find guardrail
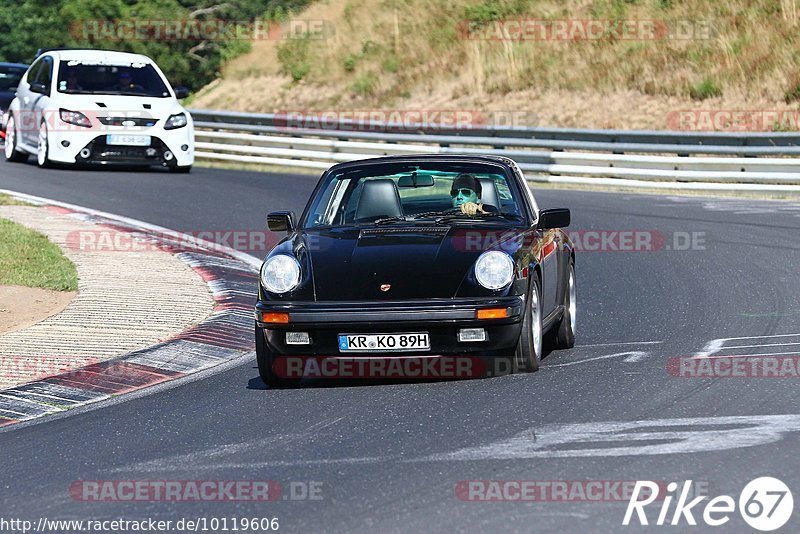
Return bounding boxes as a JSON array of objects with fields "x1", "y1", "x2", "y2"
[{"x1": 189, "y1": 109, "x2": 800, "y2": 192}]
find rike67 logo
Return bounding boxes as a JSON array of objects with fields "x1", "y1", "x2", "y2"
[{"x1": 623, "y1": 477, "x2": 793, "y2": 531}]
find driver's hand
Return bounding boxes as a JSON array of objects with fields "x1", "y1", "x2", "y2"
[{"x1": 460, "y1": 202, "x2": 487, "y2": 216}]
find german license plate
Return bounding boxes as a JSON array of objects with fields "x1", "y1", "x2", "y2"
[
  {"x1": 106, "y1": 134, "x2": 150, "y2": 146},
  {"x1": 338, "y1": 333, "x2": 430, "y2": 352}
]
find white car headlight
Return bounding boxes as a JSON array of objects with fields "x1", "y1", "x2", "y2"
[
  {"x1": 475, "y1": 251, "x2": 514, "y2": 290},
  {"x1": 261, "y1": 255, "x2": 301, "y2": 294},
  {"x1": 164, "y1": 112, "x2": 187, "y2": 130}
]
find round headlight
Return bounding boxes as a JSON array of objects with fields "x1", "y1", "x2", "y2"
[
  {"x1": 475, "y1": 251, "x2": 514, "y2": 290},
  {"x1": 261, "y1": 255, "x2": 301, "y2": 294}
]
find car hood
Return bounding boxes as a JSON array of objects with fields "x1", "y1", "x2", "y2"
[
  {"x1": 54, "y1": 94, "x2": 183, "y2": 119},
  {"x1": 305, "y1": 226, "x2": 498, "y2": 300}
]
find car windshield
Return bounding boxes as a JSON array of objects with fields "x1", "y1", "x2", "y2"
[
  {"x1": 56, "y1": 60, "x2": 171, "y2": 97},
  {"x1": 0, "y1": 65, "x2": 26, "y2": 92},
  {"x1": 303, "y1": 162, "x2": 525, "y2": 228}
]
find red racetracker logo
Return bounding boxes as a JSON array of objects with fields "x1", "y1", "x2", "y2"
[
  {"x1": 666, "y1": 110, "x2": 800, "y2": 132},
  {"x1": 456, "y1": 480, "x2": 674, "y2": 502},
  {"x1": 10, "y1": 109, "x2": 156, "y2": 133},
  {"x1": 458, "y1": 19, "x2": 714, "y2": 41},
  {"x1": 0, "y1": 357, "x2": 100, "y2": 380},
  {"x1": 668, "y1": 356, "x2": 800, "y2": 378},
  {"x1": 69, "y1": 480, "x2": 282, "y2": 502},
  {"x1": 273, "y1": 110, "x2": 537, "y2": 131},
  {"x1": 66, "y1": 229, "x2": 279, "y2": 253},
  {"x1": 70, "y1": 19, "x2": 334, "y2": 41},
  {"x1": 273, "y1": 355, "x2": 486, "y2": 379},
  {"x1": 450, "y1": 230, "x2": 705, "y2": 252}
]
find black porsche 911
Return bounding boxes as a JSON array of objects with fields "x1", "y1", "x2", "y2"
[{"x1": 255, "y1": 154, "x2": 575, "y2": 386}]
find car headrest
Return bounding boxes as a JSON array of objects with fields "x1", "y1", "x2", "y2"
[
  {"x1": 477, "y1": 178, "x2": 500, "y2": 211},
  {"x1": 355, "y1": 179, "x2": 404, "y2": 221}
]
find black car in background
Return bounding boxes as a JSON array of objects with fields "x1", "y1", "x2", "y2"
[
  {"x1": 0, "y1": 62, "x2": 28, "y2": 133},
  {"x1": 255, "y1": 155, "x2": 576, "y2": 386}
]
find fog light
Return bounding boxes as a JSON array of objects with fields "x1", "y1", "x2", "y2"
[
  {"x1": 61, "y1": 140, "x2": 70, "y2": 147},
  {"x1": 79, "y1": 148, "x2": 91, "y2": 158},
  {"x1": 181, "y1": 144, "x2": 189, "y2": 151},
  {"x1": 286, "y1": 332, "x2": 311, "y2": 345},
  {"x1": 458, "y1": 328, "x2": 486, "y2": 342},
  {"x1": 164, "y1": 150, "x2": 174, "y2": 161}
]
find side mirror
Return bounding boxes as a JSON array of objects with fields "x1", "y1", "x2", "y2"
[
  {"x1": 30, "y1": 82, "x2": 47, "y2": 95},
  {"x1": 174, "y1": 86, "x2": 190, "y2": 99},
  {"x1": 267, "y1": 211, "x2": 296, "y2": 232},
  {"x1": 538, "y1": 208, "x2": 570, "y2": 229}
]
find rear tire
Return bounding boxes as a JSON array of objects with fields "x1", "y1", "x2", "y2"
[
  {"x1": 513, "y1": 277, "x2": 543, "y2": 373},
  {"x1": 553, "y1": 262, "x2": 576, "y2": 349},
  {"x1": 4, "y1": 116, "x2": 28, "y2": 163}
]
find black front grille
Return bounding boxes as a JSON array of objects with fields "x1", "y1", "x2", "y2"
[{"x1": 97, "y1": 116, "x2": 158, "y2": 127}]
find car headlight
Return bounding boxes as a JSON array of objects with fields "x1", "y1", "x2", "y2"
[
  {"x1": 261, "y1": 255, "x2": 301, "y2": 294},
  {"x1": 474, "y1": 251, "x2": 514, "y2": 290},
  {"x1": 164, "y1": 112, "x2": 187, "y2": 130},
  {"x1": 59, "y1": 108, "x2": 91, "y2": 128}
]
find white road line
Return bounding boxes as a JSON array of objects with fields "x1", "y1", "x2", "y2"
[
  {"x1": 723, "y1": 341, "x2": 800, "y2": 350},
  {"x1": 575, "y1": 341, "x2": 662, "y2": 347},
  {"x1": 547, "y1": 351, "x2": 649, "y2": 368}
]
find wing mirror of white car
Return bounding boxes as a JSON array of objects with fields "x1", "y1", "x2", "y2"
[{"x1": 174, "y1": 86, "x2": 190, "y2": 99}]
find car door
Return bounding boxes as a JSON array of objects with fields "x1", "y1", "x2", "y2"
[
  {"x1": 515, "y1": 164, "x2": 559, "y2": 317},
  {"x1": 27, "y1": 56, "x2": 53, "y2": 147},
  {"x1": 18, "y1": 57, "x2": 47, "y2": 145}
]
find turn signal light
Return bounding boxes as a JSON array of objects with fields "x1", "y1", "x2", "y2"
[
  {"x1": 261, "y1": 312, "x2": 290, "y2": 324},
  {"x1": 476, "y1": 308, "x2": 509, "y2": 320}
]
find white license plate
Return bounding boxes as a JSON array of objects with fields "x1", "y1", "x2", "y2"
[
  {"x1": 106, "y1": 134, "x2": 151, "y2": 146},
  {"x1": 338, "y1": 333, "x2": 430, "y2": 352}
]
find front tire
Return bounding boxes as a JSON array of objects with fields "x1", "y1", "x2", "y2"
[
  {"x1": 255, "y1": 324, "x2": 298, "y2": 388},
  {"x1": 37, "y1": 122, "x2": 52, "y2": 168},
  {"x1": 169, "y1": 165, "x2": 191, "y2": 174},
  {"x1": 513, "y1": 277, "x2": 543, "y2": 372},
  {"x1": 4, "y1": 116, "x2": 28, "y2": 163}
]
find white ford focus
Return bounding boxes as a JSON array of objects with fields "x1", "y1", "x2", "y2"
[{"x1": 4, "y1": 49, "x2": 194, "y2": 172}]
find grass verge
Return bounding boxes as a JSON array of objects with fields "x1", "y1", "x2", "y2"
[{"x1": 0, "y1": 198, "x2": 78, "y2": 291}]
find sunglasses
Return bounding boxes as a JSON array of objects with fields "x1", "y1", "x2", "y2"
[{"x1": 450, "y1": 188, "x2": 475, "y2": 197}]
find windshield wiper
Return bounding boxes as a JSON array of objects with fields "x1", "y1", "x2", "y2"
[{"x1": 372, "y1": 216, "x2": 408, "y2": 225}]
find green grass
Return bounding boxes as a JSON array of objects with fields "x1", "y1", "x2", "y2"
[
  {"x1": 0, "y1": 193, "x2": 31, "y2": 206},
  {"x1": 0, "y1": 216, "x2": 78, "y2": 291}
]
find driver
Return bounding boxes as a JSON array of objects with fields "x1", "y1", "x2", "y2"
[{"x1": 450, "y1": 173, "x2": 488, "y2": 216}]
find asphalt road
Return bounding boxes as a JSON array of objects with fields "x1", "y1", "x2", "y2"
[{"x1": 2, "y1": 160, "x2": 800, "y2": 532}]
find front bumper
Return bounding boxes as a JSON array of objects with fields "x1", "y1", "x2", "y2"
[
  {"x1": 255, "y1": 296, "x2": 525, "y2": 356},
  {"x1": 46, "y1": 128, "x2": 194, "y2": 167}
]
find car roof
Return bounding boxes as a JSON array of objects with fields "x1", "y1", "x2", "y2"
[{"x1": 43, "y1": 49, "x2": 154, "y2": 65}]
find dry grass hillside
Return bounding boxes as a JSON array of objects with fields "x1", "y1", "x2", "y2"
[{"x1": 191, "y1": 0, "x2": 800, "y2": 130}]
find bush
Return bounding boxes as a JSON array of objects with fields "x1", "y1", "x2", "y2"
[
  {"x1": 689, "y1": 78, "x2": 722, "y2": 100},
  {"x1": 351, "y1": 72, "x2": 378, "y2": 96},
  {"x1": 277, "y1": 36, "x2": 312, "y2": 81}
]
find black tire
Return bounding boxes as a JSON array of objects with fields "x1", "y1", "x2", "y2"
[
  {"x1": 553, "y1": 262, "x2": 576, "y2": 349},
  {"x1": 255, "y1": 324, "x2": 298, "y2": 388},
  {"x1": 4, "y1": 116, "x2": 28, "y2": 163},
  {"x1": 513, "y1": 277, "x2": 543, "y2": 373},
  {"x1": 169, "y1": 165, "x2": 191, "y2": 174}
]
